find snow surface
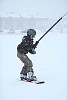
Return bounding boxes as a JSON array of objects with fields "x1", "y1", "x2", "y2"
[{"x1": 0, "y1": 32, "x2": 67, "y2": 100}]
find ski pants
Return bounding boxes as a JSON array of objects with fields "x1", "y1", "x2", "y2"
[{"x1": 17, "y1": 52, "x2": 34, "y2": 75}]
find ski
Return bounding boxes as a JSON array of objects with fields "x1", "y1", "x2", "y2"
[{"x1": 20, "y1": 79, "x2": 45, "y2": 84}]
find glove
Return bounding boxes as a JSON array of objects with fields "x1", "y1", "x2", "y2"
[
  {"x1": 34, "y1": 41, "x2": 39, "y2": 49},
  {"x1": 29, "y1": 48, "x2": 36, "y2": 54}
]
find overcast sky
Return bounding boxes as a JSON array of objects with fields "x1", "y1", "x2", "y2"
[{"x1": 0, "y1": 0, "x2": 67, "y2": 18}]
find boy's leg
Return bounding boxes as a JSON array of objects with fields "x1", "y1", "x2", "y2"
[{"x1": 17, "y1": 52, "x2": 37, "y2": 80}]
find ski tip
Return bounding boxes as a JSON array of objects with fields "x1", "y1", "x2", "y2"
[{"x1": 35, "y1": 81, "x2": 45, "y2": 84}]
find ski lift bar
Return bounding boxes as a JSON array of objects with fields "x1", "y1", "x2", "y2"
[{"x1": 37, "y1": 13, "x2": 67, "y2": 42}]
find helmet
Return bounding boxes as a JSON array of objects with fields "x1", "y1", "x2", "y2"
[{"x1": 27, "y1": 29, "x2": 36, "y2": 38}]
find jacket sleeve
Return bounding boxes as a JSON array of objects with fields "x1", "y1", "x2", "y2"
[{"x1": 22, "y1": 36, "x2": 34, "y2": 50}]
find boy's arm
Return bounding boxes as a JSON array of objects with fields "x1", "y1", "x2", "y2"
[{"x1": 32, "y1": 41, "x2": 39, "y2": 49}]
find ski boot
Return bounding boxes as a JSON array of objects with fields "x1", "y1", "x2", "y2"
[
  {"x1": 27, "y1": 72, "x2": 37, "y2": 81},
  {"x1": 20, "y1": 74, "x2": 27, "y2": 80}
]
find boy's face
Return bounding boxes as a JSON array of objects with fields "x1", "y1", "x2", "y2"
[{"x1": 30, "y1": 34, "x2": 35, "y2": 39}]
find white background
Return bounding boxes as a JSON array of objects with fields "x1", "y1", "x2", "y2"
[
  {"x1": 0, "y1": 0, "x2": 67, "y2": 18},
  {"x1": 0, "y1": 31, "x2": 67, "y2": 100},
  {"x1": 0, "y1": 0, "x2": 67, "y2": 100}
]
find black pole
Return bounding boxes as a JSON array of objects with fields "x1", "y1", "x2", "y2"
[{"x1": 37, "y1": 13, "x2": 67, "y2": 42}]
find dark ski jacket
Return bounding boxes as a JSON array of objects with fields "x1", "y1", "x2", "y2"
[{"x1": 17, "y1": 36, "x2": 35, "y2": 54}]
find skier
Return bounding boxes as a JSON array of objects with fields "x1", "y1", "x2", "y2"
[{"x1": 17, "y1": 29, "x2": 38, "y2": 81}]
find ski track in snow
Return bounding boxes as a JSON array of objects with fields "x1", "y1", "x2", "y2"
[{"x1": 0, "y1": 32, "x2": 67, "y2": 100}]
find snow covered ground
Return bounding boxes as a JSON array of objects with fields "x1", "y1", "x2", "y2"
[{"x1": 0, "y1": 32, "x2": 67, "y2": 100}]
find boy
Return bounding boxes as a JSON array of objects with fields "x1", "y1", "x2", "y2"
[{"x1": 17, "y1": 29, "x2": 38, "y2": 81}]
